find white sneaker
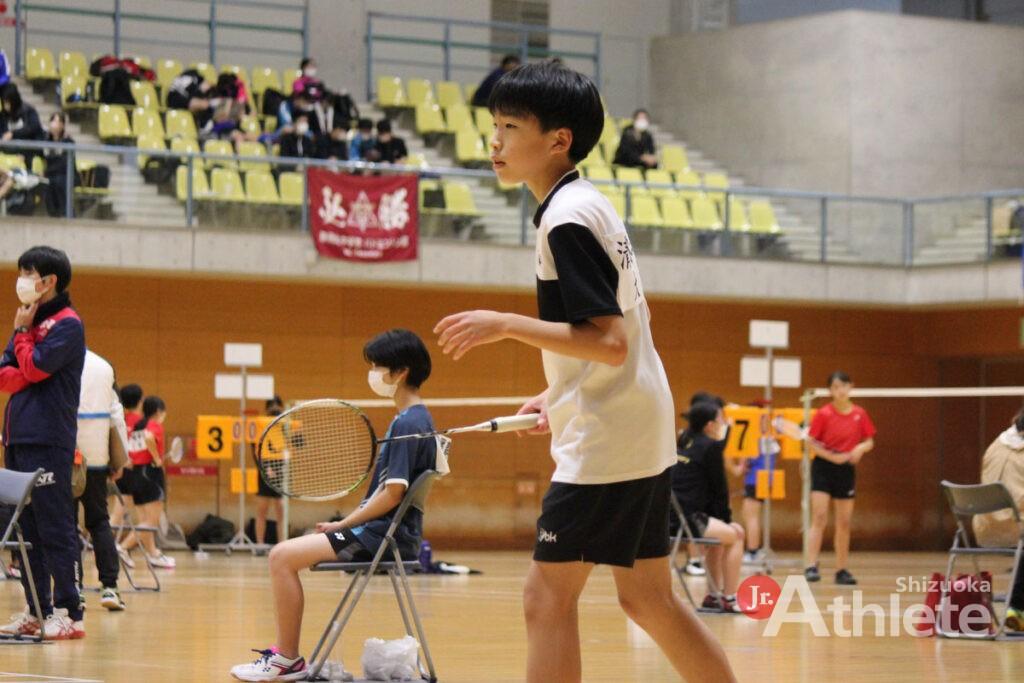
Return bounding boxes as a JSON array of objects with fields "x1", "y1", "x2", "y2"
[
  {"x1": 42, "y1": 608, "x2": 84, "y2": 640},
  {"x1": 685, "y1": 560, "x2": 706, "y2": 576},
  {"x1": 100, "y1": 587, "x2": 126, "y2": 611},
  {"x1": 117, "y1": 545, "x2": 135, "y2": 569},
  {"x1": 0, "y1": 609, "x2": 40, "y2": 637},
  {"x1": 147, "y1": 552, "x2": 176, "y2": 569},
  {"x1": 743, "y1": 549, "x2": 766, "y2": 565},
  {"x1": 230, "y1": 648, "x2": 308, "y2": 681}
]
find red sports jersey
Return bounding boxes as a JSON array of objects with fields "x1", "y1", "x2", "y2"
[
  {"x1": 808, "y1": 403, "x2": 876, "y2": 454},
  {"x1": 128, "y1": 418, "x2": 164, "y2": 466},
  {"x1": 125, "y1": 412, "x2": 141, "y2": 434}
]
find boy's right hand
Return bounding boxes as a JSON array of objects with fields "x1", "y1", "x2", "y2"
[
  {"x1": 315, "y1": 521, "x2": 343, "y2": 534},
  {"x1": 516, "y1": 392, "x2": 550, "y2": 436}
]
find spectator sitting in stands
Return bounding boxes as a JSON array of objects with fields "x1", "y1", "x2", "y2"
[
  {"x1": 372, "y1": 119, "x2": 407, "y2": 165},
  {"x1": 0, "y1": 84, "x2": 44, "y2": 168},
  {"x1": 278, "y1": 114, "x2": 324, "y2": 171},
  {"x1": 203, "y1": 73, "x2": 253, "y2": 143},
  {"x1": 471, "y1": 54, "x2": 520, "y2": 108},
  {"x1": 42, "y1": 112, "x2": 76, "y2": 217},
  {"x1": 291, "y1": 57, "x2": 319, "y2": 97},
  {"x1": 613, "y1": 108, "x2": 658, "y2": 169},
  {"x1": 348, "y1": 118, "x2": 376, "y2": 162},
  {"x1": 167, "y1": 69, "x2": 214, "y2": 130},
  {"x1": 324, "y1": 126, "x2": 348, "y2": 161},
  {"x1": 277, "y1": 83, "x2": 325, "y2": 139}
]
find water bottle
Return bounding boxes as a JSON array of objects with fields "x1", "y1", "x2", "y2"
[{"x1": 418, "y1": 539, "x2": 432, "y2": 572}]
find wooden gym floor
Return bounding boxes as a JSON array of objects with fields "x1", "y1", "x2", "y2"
[{"x1": 1, "y1": 551, "x2": 1021, "y2": 682}]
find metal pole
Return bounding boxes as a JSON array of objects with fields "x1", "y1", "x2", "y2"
[
  {"x1": 300, "y1": 164, "x2": 309, "y2": 231},
  {"x1": 594, "y1": 32, "x2": 602, "y2": 88},
  {"x1": 65, "y1": 148, "x2": 74, "y2": 219},
  {"x1": 113, "y1": 0, "x2": 122, "y2": 57},
  {"x1": 624, "y1": 184, "x2": 633, "y2": 236},
  {"x1": 186, "y1": 155, "x2": 195, "y2": 228},
  {"x1": 301, "y1": 0, "x2": 310, "y2": 60},
  {"x1": 985, "y1": 196, "x2": 994, "y2": 260},
  {"x1": 519, "y1": 184, "x2": 529, "y2": 246},
  {"x1": 819, "y1": 197, "x2": 828, "y2": 262},
  {"x1": 762, "y1": 346, "x2": 774, "y2": 568},
  {"x1": 209, "y1": 0, "x2": 217, "y2": 66},
  {"x1": 801, "y1": 390, "x2": 812, "y2": 568},
  {"x1": 442, "y1": 21, "x2": 452, "y2": 82},
  {"x1": 14, "y1": 0, "x2": 23, "y2": 76},
  {"x1": 721, "y1": 190, "x2": 731, "y2": 256},
  {"x1": 519, "y1": 29, "x2": 529, "y2": 66},
  {"x1": 366, "y1": 13, "x2": 374, "y2": 102},
  {"x1": 903, "y1": 201, "x2": 914, "y2": 267},
  {"x1": 238, "y1": 365, "x2": 247, "y2": 546}
]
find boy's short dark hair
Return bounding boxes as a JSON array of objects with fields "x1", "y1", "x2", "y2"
[
  {"x1": 363, "y1": 329, "x2": 432, "y2": 389},
  {"x1": 689, "y1": 391, "x2": 725, "y2": 408},
  {"x1": 120, "y1": 383, "x2": 143, "y2": 409},
  {"x1": 827, "y1": 370, "x2": 851, "y2": 385},
  {"x1": 18, "y1": 245, "x2": 72, "y2": 292},
  {"x1": 500, "y1": 54, "x2": 521, "y2": 69},
  {"x1": 376, "y1": 119, "x2": 392, "y2": 134},
  {"x1": 300, "y1": 57, "x2": 314, "y2": 70},
  {"x1": 357, "y1": 117, "x2": 373, "y2": 131},
  {"x1": 488, "y1": 61, "x2": 603, "y2": 163}
]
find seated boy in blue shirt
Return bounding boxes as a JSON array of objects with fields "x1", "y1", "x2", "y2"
[{"x1": 231, "y1": 329, "x2": 436, "y2": 682}]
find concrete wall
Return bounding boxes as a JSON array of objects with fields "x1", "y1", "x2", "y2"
[
  {"x1": 650, "y1": 10, "x2": 1024, "y2": 196},
  {"x1": 732, "y1": 0, "x2": 900, "y2": 24}
]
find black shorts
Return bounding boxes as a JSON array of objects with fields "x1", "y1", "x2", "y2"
[
  {"x1": 131, "y1": 464, "x2": 166, "y2": 505},
  {"x1": 744, "y1": 483, "x2": 769, "y2": 501},
  {"x1": 533, "y1": 468, "x2": 671, "y2": 568},
  {"x1": 684, "y1": 511, "x2": 709, "y2": 538},
  {"x1": 115, "y1": 467, "x2": 134, "y2": 496},
  {"x1": 256, "y1": 471, "x2": 282, "y2": 499},
  {"x1": 811, "y1": 459, "x2": 855, "y2": 499},
  {"x1": 324, "y1": 528, "x2": 372, "y2": 562}
]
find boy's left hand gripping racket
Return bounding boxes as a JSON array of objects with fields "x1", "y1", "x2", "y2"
[{"x1": 255, "y1": 399, "x2": 540, "y2": 501}]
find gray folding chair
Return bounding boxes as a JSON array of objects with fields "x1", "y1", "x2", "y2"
[
  {"x1": 0, "y1": 468, "x2": 47, "y2": 644},
  {"x1": 306, "y1": 470, "x2": 439, "y2": 682},
  {"x1": 108, "y1": 486, "x2": 160, "y2": 592},
  {"x1": 669, "y1": 494, "x2": 722, "y2": 612},
  {"x1": 939, "y1": 480, "x2": 1024, "y2": 640}
]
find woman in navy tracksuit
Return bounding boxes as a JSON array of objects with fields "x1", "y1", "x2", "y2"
[{"x1": 0, "y1": 246, "x2": 86, "y2": 640}]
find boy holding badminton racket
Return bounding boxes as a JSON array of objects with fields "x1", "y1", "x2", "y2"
[
  {"x1": 231, "y1": 329, "x2": 437, "y2": 682},
  {"x1": 434, "y1": 61, "x2": 736, "y2": 683}
]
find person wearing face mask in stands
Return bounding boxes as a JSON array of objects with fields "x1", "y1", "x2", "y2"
[
  {"x1": 229, "y1": 329, "x2": 437, "y2": 682},
  {"x1": 290, "y1": 58, "x2": 320, "y2": 98},
  {"x1": 613, "y1": 108, "x2": 658, "y2": 169},
  {"x1": 277, "y1": 114, "x2": 325, "y2": 173}
]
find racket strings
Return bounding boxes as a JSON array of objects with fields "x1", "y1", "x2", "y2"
[{"x1": 260, "y1": 403, "x2": 374, "y2": 499}]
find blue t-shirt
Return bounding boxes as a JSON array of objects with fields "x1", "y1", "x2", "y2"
[
  {"x1": 744, "y1": 438, "x2": 779, "y2": 486},
  {"x1": 352, "y1": 404, "x2": 436, "y2": 558}
]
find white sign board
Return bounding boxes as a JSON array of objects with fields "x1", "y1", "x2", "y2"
[
  {"x1": 749, "y1": 320, "x2": 789, "y2": 349},
  {"x1": 215, "y1": 373, "x2": 276, "y2": 400},
  {"x1": 740, "y1": 357, "x2": 802, "y2": 388},
  {"x1": 224, "y1": 343, "x2": 263, "y2": 368}
]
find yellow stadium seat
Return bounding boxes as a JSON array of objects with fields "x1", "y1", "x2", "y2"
[
  {"x1": 131, "y1": 107, "x2": 165, "y2": 139},
  {"x1": 98, "y1": 104, "x2": 134, "y2": 142},
  {"x1": 474, "y1": 107, "x2": 494, "y2": 137},
  {"x1": 136, "y1": 134, "x2": 167, "y2": 170},
  {"x1": 660, "y1": 196, "x2": 695, "y2": 229},
  {"x1": 600, "y1": 188, "x2": 627, "y2": 220},
  {"x1": 644, "y1": 169, "x2": 675, "y2": 199},
  {"x1": 251, "y1": 67, "x2": 282, "y2": 97},
  {"x1": 156, "y1": 58, "x2": 184, "y2": 92},
  {"x1": 748, "y1": 200, "x2": 781, "y2": 234},
  {"x1": 578, "y1": 147, "x2": 606, "y2": 170},
  {"x1": 601, "y1": 137, "x2": 619, "y2": 164},
  {"x1": 220, "y1": 64, "x2": 249, "y2": 86},
  {"x1": 629, "y1": 195, "x2": 664, "y2": 227},
  {"x1": 132, "y1": 55, "x2": 152, "y2": 70},
  {"x1": 170, "y1": 136, "x2": 200, "y2": 161},
  {"x1": 414, "y1": 104, "x2": 446, "y2": 135},
  {"x1": 614, "y1": 166, "x2": 645, "y2": 184},
  {"x1": 278, "y1": 172, "x2": 304, "y2": 206},
  {"x1": 725, "y1": 197, "x2": 750, "y2": 231},
  {"x1": 131, "y1": 80, "x2": 160, "y2": 110},
  {"x1": 60, "y1": 75, "x2": 90, "y2": 109},
  {"x1": 58, "y1": 51, "x2": 87, "y2": 79},
  {"x1": 436, "y1": 81, "x2": 464, "y2": 108},
  {"x1": 600, "y1": 116, "x2": 619, "y2": 147},
  {"x1": 0, "y1": 154, "x2": 26, "y2": 171},
  {"x1": 237, "y1": 141, "x2": 270, "y2": 173},
  {"x1": 690, "y1": 195, "x2": 723, "y2": 230},
  {"x1": 165, "y1": 109, "x2": 198, "y2": 139},
  {"x1": 445, "y1": 105, "x2": 475, "y2": 134},
  {"x1": 202, "y1": 139, "x2": 237, "y2": 169},
  {"x1": 376, "y1": 76, "x2": 408, "y2": 107},
  {"x1": 442, "y1": 182, "x2": 481, "y2": 216},
  {"x1": 263, "y1": 115, "x2": 278, "y2": 133},
  {"x1": 464, "y1": 83, "x2": 477, "y2": 103},
  {"x1": 703, "y1": 172, "x2": 729, "y2": 207},
  {"x1": 238, "y1": 116, "x2": 261, "y2": 137},
  {"x1": 661, "y1": 145, "x2": 689, "y2": 174},
  {"x1": 281, "y1": 69, "x2": 302, "y2": 96},
  {"x1": 190, "y1": 62, "x2": 218, "y2": 85},
  {"x1": 175, "y1": 164, "x2": 210, "y2": 201},
  {"x1": 406, "y1": 78, "x2": 435, "y2": 107},
  {"x1": 676, "y1": 169, "x2": 703, "y2": 201},
  {"x1": 26, "y1": 47, "x2": 58, "y2": 81},
  {"x1": 455, "y1": 129, "x2": 489, "y2": 164},
  {"x1": 585, "y1": 165, "x2": 614, "y2": 183},
  {"x1": 245, "y1": 170, "x2": 280, "y2": 204},
  {"x1": 405, "y1": 152, "x2": 429, "y2": 169},
  {"x1": 419, "y1": 178, "x2": 441, "y2": 214},
  {"x1": 209, "y1": 167, "x2": 246, "y2": 202}
]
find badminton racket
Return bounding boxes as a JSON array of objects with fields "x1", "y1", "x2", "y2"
[
  {"x1": 771, "y1": 416, "x2": 835, "y2": 455},
  {"x1": 255, "y1": 399, "x2": 540, "y2": 501},
  {"x1": 166, "y1": 436, "x2": 184, "y2": 464}
]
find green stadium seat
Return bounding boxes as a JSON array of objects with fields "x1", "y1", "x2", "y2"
[
  {"x1": 444, "y1": 105, "x2": 475, "y2": 134},
  {"x1": 165, "y1": 109, "x2": 198, "y2": 140},
  {"x1": 170, "y1": 136, "x2": 200, "y2": 162},
  {"x1": 660, "y1": 196, "x2": 695, "y2": 229},
  {"x1": 406, "y1": 78, "x2": 435, "y2": 107},
  {"x1": 156, "y1": 58, "x2": 184, "y2": 93},
  {"x1": 131, "y1": 107, "x2": 165, "y2": 139},
  {"x1": 629, "y1": 195, "x2": 664, "y2": 227},
  {"x1": 599, "y1": 116, "x2": 619, "y2": 147},
  {"x1": 245, "y1": 170, "x2": 280, "y2": 204},
  {"x1": 131, "y1": 80, "x2": 160, "y2": 110},
  {"x1": 251, "y1": 67, "x2": 282, "y2": 98},
  {"x1": 209, "y1": 167, "x2": 246, "y2": 202},
  {"x1": 0, "y1": 154, "x2": 26, "y2": 171},
  {"x1": 176, "y1": 164, "x2": 210, "y2": 201},
  {"x1": 748, "y1": 200, "x2": 781, "y2": 234},
  {"x1": 414, "y1": 104, "x2": 446, "y2": 135},
  {"x1": 278, "y1": 172, "x2": 304, "y2": 206},
  {"x1": 202, "y1": 139, "x2": 237, "y2": 169},
  {"x1": 455, "y1": 129, "x2": 489, "y2": 164},
  {"x1": 644, "y1": 169, "x2": 675, "y2": 199},
  {"x1": 136, "y1": 133, "x2": 167, "y2": 170},
  {"x1": 676, "y1": 169, "x2": 703, "y2": 201},
  {"x1": 464, "y1": 83, "x2": 477, "y2": 103},
  {"x1": 690, "y1": 195, "x2": 723, "y2": 230},
  {"x1": 377, "y1": 76, "x2": 408, "y2": 107},
  {"x1": 725, "y1": 197, "x2": 750, "y2": 231},
  {"x1": 661, "y1": 145, "x2": 689, "y2": 174},
  {"x1": 585, "y1": 165, "x2": 614, "y2": 183},
  {"x1": 132, "y1": 55, "x2": 152, "y2": 70},
  {"x1": 58, "y1": 51, "x2": 87, "y2": 79},
  {"x1": 703, "y1": 172, "x2": 729, "y2": 207},
  {"x1": 474, "y1": 107, "x2": 494, "y2": 137},
  {"x1": 436, "y1": 81, "x2": 464, "y2": 108},
  {"x1": 237, "y1": 141, "x2": 270, "y2": 173},
  {"x1": 239, "y1": 116, "x2": 262, "y2": 138},
  {"x1": 98, "y1": 104, "x2": 134, "y2": 142},
  {"x1": 26, "y1": 47, "x2": 58, "y2": 81},
  {"x1": 442, "y1": 182, "x2": 481, "y2": 216}
]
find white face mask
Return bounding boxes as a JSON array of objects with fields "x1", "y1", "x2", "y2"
[
  {"x1": 303, "y1": 67, "x2": 317, "y2": 78},
  {"x1": 367, "y1": 368, "x2": 397, "y2": 398},
  {"x1": 295, "y1": 121, "x2": 309, "y2": 136},
  {"x1": 16, "y1": 276, "x2": 42, "y2": 305},
  {"x1": 633, "y1": 117, "x2": 649, "y2": 132}
]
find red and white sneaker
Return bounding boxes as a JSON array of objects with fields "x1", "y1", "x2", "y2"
[
  {"x1": 230, "y1": 648, "x2": 308, "y2": 681},
  {"x1": 43, "y1": 609, "x2": 84, "y2": 640},
  {"x1": 0, "y1": 609, "x2": 40, "y2": 637}
]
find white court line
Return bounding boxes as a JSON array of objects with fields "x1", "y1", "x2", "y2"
[{"x1": 0, "y1": 674, "x2": 102, "y2": 683}]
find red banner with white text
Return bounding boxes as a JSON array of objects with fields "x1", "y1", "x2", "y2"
[{"x1": 307, "y1": 169, "x2": 418, "y2": 262}]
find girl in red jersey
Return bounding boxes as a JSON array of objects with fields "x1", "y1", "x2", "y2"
[
  {"x1": 804, "y1": 371, "x2": 875, "y2": 585},
  {"x1": 120, "y1": 395, "x2": 175, "y2": 569}
]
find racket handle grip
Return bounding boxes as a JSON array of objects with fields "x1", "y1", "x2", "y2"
[{"x1": 490, "y1": 413, "x2": 541, "y2": 433}]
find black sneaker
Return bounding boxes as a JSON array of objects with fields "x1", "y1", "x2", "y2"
[
  {"x1": 835, "y1": 569, "x2": 857, "y2": 585},
  {"x1": 804, "y1": 565, "x2": 821, "y2": 582}
]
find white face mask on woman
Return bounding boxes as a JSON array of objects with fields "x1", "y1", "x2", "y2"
[
  {"x1": 633, "y1": 117, "x2": 649, "y2": 132},
  {"x1": 367, "y1": 368, "x2": 397, "y2": 398},
  {"x1": 303, "y1": 67, "x2": 317, "y2": 79},
  {"x1": 16, "y1": 276, "x2": 43, "y2": 305}
]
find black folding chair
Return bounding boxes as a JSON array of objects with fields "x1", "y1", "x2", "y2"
[
  {"x1": 0, "y1": 468, "x2": 47, "y2": 644},
  {"x1": 939, "y1": 480, "x2": 1024, "y2": 640},
  {"x1": 669, "y1": 494, "x2": 722, "y2": 612},
  {"x1": 306, "y1": 470, "x2": 439, "y2": 682}
]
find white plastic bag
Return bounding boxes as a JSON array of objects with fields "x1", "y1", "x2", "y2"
[{"x1": 361, "y1": 635, "x2": 420, "y2": 681}]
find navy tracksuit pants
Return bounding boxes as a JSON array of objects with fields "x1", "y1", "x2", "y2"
[{"x1": 5, "y1": 443, "x2": 82, "y2": 621}]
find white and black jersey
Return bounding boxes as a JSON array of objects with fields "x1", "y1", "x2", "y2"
[{"x1": 535, "y1": 170, "x2": 677, "y2": 485}]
